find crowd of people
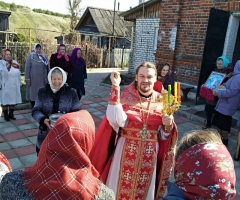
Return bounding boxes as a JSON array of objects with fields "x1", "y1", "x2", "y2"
[{"x1": 0, "y1": 46, "x2": 238, "y2": 200}]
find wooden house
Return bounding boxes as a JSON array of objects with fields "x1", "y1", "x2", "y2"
[
  {"x1": 0, "y1": 11, "x2": 11, "y2": 44},
  {"x1": 75, "y1": 7, "x2": 134, "y2": 49}
]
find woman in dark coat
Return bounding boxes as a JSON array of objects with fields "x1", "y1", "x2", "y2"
[
  {"x1": 32, "y1": 67, "x2": 80, "y2": 155},
  {"x1": 50, "y1": 44, "x2": 73, "y2": 85},
  {"x1": 203, "y1": 56, "x2": 233, "y2": 129},
  {"x1": 154, "y1": 61, "x2": 174, "y2": 93},
  {"x1": 71, "y1": 47, "x2": 87, "y2": 100}
]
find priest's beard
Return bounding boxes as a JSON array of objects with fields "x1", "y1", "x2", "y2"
[{"x1": 138, "y1": 82, "x2": 152, "y2": 94}]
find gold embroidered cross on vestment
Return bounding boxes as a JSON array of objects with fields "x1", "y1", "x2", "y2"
[{"x1": 138, "y1": 93, "x2": 152, "y2": 140}]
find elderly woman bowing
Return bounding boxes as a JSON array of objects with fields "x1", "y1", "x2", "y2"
[
  {"x1": 32, "y1": 67, "x2": 80, "y2": 155},
  {"x1": 0, "y1": 110, "x2": 115, "y2": 200},
  {"x1": 25, "y1": 43, "x2": 49, "y2": 108}
]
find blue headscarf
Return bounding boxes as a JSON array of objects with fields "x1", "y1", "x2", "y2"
[{"x1": 216, "y1": 56, "x2": 229, "y2": 69}]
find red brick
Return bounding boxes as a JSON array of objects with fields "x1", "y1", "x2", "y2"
[
  {"x1": 11, "y1": 119, "x2": 31, "y2": 126},
  {"x1": 0, "y1": 135, "x2": 5, "y2": 143},
  {"x1": 3, "y1": 132, "x2": 25, "y2": 141},
  {"x1": 1, "y1": 149, "x2": 17, "y2": 159},
  {"x1": 14, "y1": 145, "x2": 36, "y2": 157},
  {"x1": 22, "y1": 129, "x2": 38, "y2": 137}
]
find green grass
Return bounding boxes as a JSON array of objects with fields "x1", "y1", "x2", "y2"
[
  {"x1": 1, "y1": 7, "x2": 70, "y2": 41},
  {"x1": 21, "y1": 75, "x2": 27, "y2": 104}
]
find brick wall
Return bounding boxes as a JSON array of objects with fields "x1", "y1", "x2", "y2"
[
  {"x1": 155, "y1": 0, "x2": 237, "y2": 85},
  {"x1": 128, "y1": 18, "x2": 160, "y2": 74}
]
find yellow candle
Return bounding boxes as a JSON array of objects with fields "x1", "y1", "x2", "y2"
[{"x1": 174, "y1": 82, "x2": 177, "y2": 103}]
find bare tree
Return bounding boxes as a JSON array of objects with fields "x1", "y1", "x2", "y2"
[{"x1": 67, "y1": 0, "x2": 82, "y2": 31}]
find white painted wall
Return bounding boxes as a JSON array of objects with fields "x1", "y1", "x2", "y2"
[
  {"x1": 128, "y1": 18, "x2": 160, "y2": 74},
  {"x1": 223, "y1": 14, "x2": 240, "y2": 61}
]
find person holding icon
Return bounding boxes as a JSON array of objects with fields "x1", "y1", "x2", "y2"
[
  {"x1": 203, "y1": 56, "x2": 233, "y2": 129},
  {"x1": 212, "y1": 60, "x2": 240, "y2": 147},
  {"x1": 89, "y1": 62, "x2": 178, "y2": 199}
]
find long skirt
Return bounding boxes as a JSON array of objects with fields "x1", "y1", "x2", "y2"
[{"x1": 212, "y1": 111, "x2": 232, "y2": 132}]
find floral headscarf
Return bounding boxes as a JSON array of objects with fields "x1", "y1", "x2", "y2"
[
  {"x1": 0, "y1": 152, "x2": 12, "y2": 182},
  {"x1": 57, "y1": 44, "x2": 69, "y2": 61},
  {"x1": 174, "y1": 142, "x2": 236, "y2": 199},
  {"x1": 2, "y1": 49, "x2": 19, "y2": 71},
  {"x1": 32, "y1": 43, "x2": 48, "y2": 66},
  {"x1": 22, "y1": 110, "x2": 101, "y2": 199}
]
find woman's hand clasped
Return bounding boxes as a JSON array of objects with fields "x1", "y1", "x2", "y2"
[
  {"x1": 44, "y1": 118, "x2": 52, "y2": 130},
  {"x1": 213, "y1": 89, "x2": 218, "y2": 96}
]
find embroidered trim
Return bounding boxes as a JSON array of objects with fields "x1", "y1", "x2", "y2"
[
  {"x1": 108, "y1": 86, "x2": 120, "y2": 105},
  {"x1": 121, "y1": 134, "x2": 157, "y2": 142}
]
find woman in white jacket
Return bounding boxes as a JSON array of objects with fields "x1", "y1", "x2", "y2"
[{"x1": 0, "y1": 49, "x2": 22, "y2": 121}]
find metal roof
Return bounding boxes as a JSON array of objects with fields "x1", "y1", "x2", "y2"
[
  {"x1": 75, "y1": 7, "x2": 134, "y2": 39},
  {"x1": 120, "y1": 0, "x2": 159, "y2": 18}
]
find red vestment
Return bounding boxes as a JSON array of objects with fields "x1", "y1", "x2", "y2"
[{"x1": 89, "y1": 82, "x2": 178, "y2": 199}]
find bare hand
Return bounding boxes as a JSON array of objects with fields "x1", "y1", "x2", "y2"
[
  {"x1": 110, "y1": 71, "x2": 121, "y2": 86},
  {"x1": 213, "y1": 89, "x2": 218, "y2": 96},
  {"x1": 44, "y1": 118, "x2": 52, "y2": 130},
  {"x1": 162, "y1": 114, "x2": 173, "y2": 126}
]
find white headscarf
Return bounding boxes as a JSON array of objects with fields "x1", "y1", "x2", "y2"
[
  {"x1": 32, "y1": 43, "x2": 48, "y2": 66},
  {"x1": 48, "y1": 67, "x2": 67, "y2": 93}
]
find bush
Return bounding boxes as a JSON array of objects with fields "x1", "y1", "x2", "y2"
[
  {"x1": 15, "y1": 33, "x2": 28, "y2": 42},
  {"x1": 10, "y1": 3, "x2": 17, "y2": 11},
  {"x1": 0, "y1": 1, "x2": 9, "y2": 9}
]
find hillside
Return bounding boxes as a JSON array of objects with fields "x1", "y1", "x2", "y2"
[{"x1": 1, "y1": 7, "x2": 71, "y2": 42}]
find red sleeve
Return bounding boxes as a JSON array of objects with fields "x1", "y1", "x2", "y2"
[
  {"x1": 154, "y1": 80, "x2": 163, "y2": 93},
  {"x1": 89, "y1": 117, "x2": 116, "y2": 177}
]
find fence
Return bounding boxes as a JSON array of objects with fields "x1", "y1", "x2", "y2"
[{"x1": 0, "y1": 42, "x2": 131, "y2": 72}]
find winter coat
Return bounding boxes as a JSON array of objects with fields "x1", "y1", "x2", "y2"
[
  {"x1": 32, "y1": 83, "x2": 80, "y2": 148},
  {"x1": 0, "y1": 60, "x2": 22, "y2": 106},
  {"x1": 159, "y1": 181, "x2": 187, "y2": 200},
  {"x1": 50, "y1": 53, "x2": 73, "y2": 85},
  {"x1": 71, "y1": 58, "x2": 87, "y2": 95},
  {"x1": 215, "y1": 60, "x2": 240, "y2": 116},
  {"x1": 25, "y1": 53, "x2": 49, "y2": 101}
]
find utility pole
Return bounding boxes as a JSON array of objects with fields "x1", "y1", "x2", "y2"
[
  {"x1": 112, "y1": 0, "x2": 116, "y2": 36},
  {"x1": 29, "y1": 28, "x2": 31, "y2": 50}
]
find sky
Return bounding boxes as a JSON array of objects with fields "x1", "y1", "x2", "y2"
[{"x1": 2, "y1": 0, "x2": 140, "y2": 14}]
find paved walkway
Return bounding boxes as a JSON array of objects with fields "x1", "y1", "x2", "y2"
[{"x1": 0, "y1": 68, "x2": 240, "y2": 197}]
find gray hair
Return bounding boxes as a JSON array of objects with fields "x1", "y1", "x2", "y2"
[{"x1": 51, "y1": 68, "x2": 62, "y2": 77}]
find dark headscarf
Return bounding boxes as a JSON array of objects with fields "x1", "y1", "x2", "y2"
[{"x1": 71, "y1": 47, "x2": 85, "y2": 66}]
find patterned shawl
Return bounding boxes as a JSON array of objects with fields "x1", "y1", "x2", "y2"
[
  {"x1": 2, "y1": 48, "x2": 19, "y2": 71},
  {"x1": 57, "y1": 44, "x2": 69, "y2": 61},
  {"x1": 32, "y1": 43, "x2": 48, "y2": 66},
  {"x1": 22, "y1": 110, "x2": 101, "y2": 200},
  {"x1": 174, "y1": 143, "x2": 236, "y2": 199},
  {"x1": 0, "y1": 152, "x2": 12, "y2": 182}
]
